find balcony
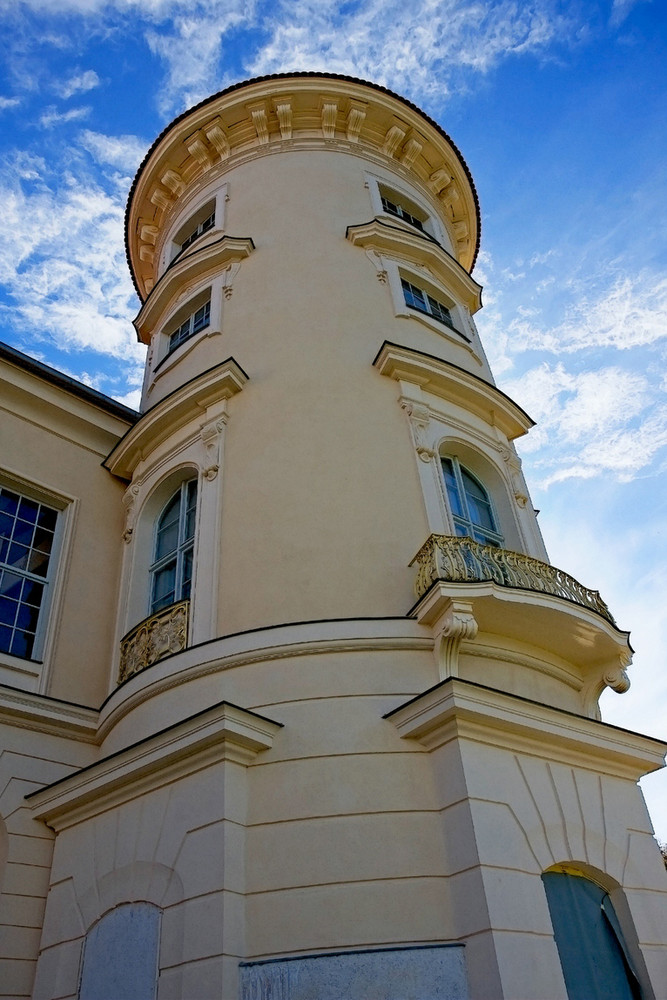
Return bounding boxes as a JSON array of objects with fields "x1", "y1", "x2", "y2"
[
  {"x1": 118, "y1": 600, "x2": 189, "y2": 684},
  {"x1": 409, "y1": 535, "x2": 632, "y2": 709},
  {"x1": 410, "y1": 534, "x2": 614, "y2": 623}
]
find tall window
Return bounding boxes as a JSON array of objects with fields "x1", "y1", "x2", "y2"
[
  {"x1": 149, "y1": 481, "x2": 197, "y2": 614},
  {"x1": 542, "y1": 871, "x2": 641, "y2": 1000},
  {"x1": 441, "y1": 457, "x2": 503, "y2": 547},
  {"x1": 0, "y1": 487, "x2": 58, "y2": 659},
  {"x1": 401, "y1": 278, "x2": 454, "y2": 330}
]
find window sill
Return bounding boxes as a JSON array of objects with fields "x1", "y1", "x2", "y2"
[{"x1": 401, "y1": 308, "x2": 482, "y2": 364}]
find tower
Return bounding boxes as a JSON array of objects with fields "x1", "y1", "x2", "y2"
[{"x1": 1, "y1": 73, "x2": 665, "y2": 1000}]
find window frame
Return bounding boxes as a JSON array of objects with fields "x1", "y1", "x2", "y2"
[
  {"x1": 0, "y1": 479, "x2": 69, "y2": 666},
  {"x1": 161, "y1": 184, "x2": 227, "y2": 275},
  {"x1": 441, "y1": 456, "x2": 504, "y2": 547},
  {"x1": 148, "y1": 479, "x2": 198, "y2": 616},
  {"x1": 401, "y1": 277, "x2": 456, "y2": 330},
  {"x1": 166, "y1": 299, "x2": 211, "y2": 356}
]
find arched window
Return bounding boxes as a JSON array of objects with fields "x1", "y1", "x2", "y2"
[
  {"x1": 441, "y1": 457, "x2": 503, "y2": 546},
  {"x1": 149, "y1": 480, "x2": 197, "y2": 614},
  {"x1": 542, "y1": 871, "x2": 642, "y2": 1000}
]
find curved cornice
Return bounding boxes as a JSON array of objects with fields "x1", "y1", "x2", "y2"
[
  {"x1": 104, "y1": 357, "x2": 248, "y2": 479},
  {"x1": 346, "y1": 218, "x2": 483, "y2": 313},
  {"x1": 134, "y1": 235, "x2": 255, "y2": 343},
  {"x1": 126, "y1": 73, "x2": 481, "y2": 301},
  {"x1": 373, "y1": 341, "x2": 534, "y2": 441}
]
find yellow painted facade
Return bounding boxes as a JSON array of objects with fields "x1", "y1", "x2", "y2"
[{"x1": 0, "y1": 74, "x2": 665, "y2": 1000}]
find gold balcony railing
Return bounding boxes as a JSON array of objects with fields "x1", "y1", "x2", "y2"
[
  {"x1": 118, "y1": 600, "x2": 189, "y2": 684},
  {"x1": 410, "y1": 535, "x2": 615, "y2": 625}
]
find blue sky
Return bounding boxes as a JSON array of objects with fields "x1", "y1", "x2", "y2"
[{"x1": 0, "y1": 0, "x2": 666, "y2": 837}]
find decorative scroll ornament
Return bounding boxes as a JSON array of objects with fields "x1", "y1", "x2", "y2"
[
  {"x1": 363, "y1": 248, "x2": 387, "y2": 283},
  {"x1": 434, "y1": 599, "x2": 478, "y2": 680},
  {"x1": 272, "y1": 97, "x2": 293, "y2": 139},
  {"x1": 121, "y1": 483, "x2": 141, "y2": 543},
  {"x1": 118, "y1": 600, "x2": 189, "y2": 684},
  {"x1": 603, "y1": 651, "x2": 632, "y2": 693},
  {"x1": 399, "y1": 399, "x2": 435, "y2": 462},
  {"x1": 201, "y1": 415, "x2": 227, "y2": 481},
  {"x1": 410, "y1": 534, "x2": 616, "y2": 625},
  {"x1": 499, "y1": 447, "x2": 529, "y2": 508},
  {"x1": 221, "y1": 261, "x2": 242, "y2": 299}
]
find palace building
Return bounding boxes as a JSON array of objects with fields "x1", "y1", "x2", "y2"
[{"x1": 0, "y1": 73, "x2": 665, "y2": 999}]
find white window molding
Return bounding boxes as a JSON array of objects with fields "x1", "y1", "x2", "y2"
[
  {"x1": 0, "y1": 470, "x2": 77, "y2": 693},
  {"x1": 365, "y1": 171, "x2": 453, "y2": 251},
  {"x1": 384, "y1": 258, "x2": 482, "y2": 362},
  {"x1": 159, "y1": 182, "x2": 228, "y2": 274}
]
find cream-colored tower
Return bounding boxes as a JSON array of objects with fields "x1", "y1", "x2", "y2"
[{"x1": 1, "y1": 74, "x2": 665, "y2": 1000}]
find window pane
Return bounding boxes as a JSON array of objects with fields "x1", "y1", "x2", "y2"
[
  {"x1": 0, "y1": 571, "x2": 24, "y2": 600},
  {"x1": 37, "y1": 506, "x2": 58, "y2": 531},
  {"x1": 12, "y1": 518, "x2": 35, "y2": 547},
  {"x1": 17, "y1": 497, "x2": 39, "y2": 524},
  {"x1": 10, "y1": 629, "x2": 33, "y2": 659},
  {"x1": 0, "y1": 596, "x2": 18, "y2": 626},
  {"x1": 7, "y1": 543, "x2": 29, "y2": 570},
  {"x1": 152, "y1": 563, "x2": 176, "y2": 611},
  {"x1": 0, "y1": 490, "x2": 19, "y2": 515},
  {"x1": 441, "y1": 459, "x2": 464, "y2": 517}
]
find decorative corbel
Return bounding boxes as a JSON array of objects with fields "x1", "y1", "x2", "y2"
[
  {"x1": 272, "y1": 96, "x2": 293, "y2": 139},
  {"x1": 382, "y1": 123, "x2": 406, "y2": 158},
  {"x1": 122, "y1": 483, "x2": 141, "y2": 543},
  {"x1": 399, "y1": 399, "x2": 435, "y2": 462},
  {"x1": 320, "y1": 98, "x2": 338, "y2": 139},
  {"x1": 400, "y1": 137, "x2": 423, "y2": 169},
  {"x1": 499, "y1": 446, "x2": 529, "y2": 508},
  {"x1": 433, "y1": 599, "x2": 478, "y2": 680},
  {"x1": 346, "y1": 99, "x2": 367, "y2": 141},
  {"x1": 603, "y1": 650, "x2": 632, "y2": 694},
  {"x1": 200, "y1": 414, "x2": 228, "y2": 481},
  {"x1": 247, "y1": 101, "x2": 269, "y2": 145},
  {"x1": 363, "y1": 248, "x2": 387, "y2": 283},
  {"x1": 221, "y1": 261, "x2": 242, "y2": 299}
]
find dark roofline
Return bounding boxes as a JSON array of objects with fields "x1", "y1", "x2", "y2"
[
  {"x1": 0, "y1": 341, "x2": 140, "y2": 424},
  {"x1": 125, "y1": 71, "x2": 482, "y2": 297}
]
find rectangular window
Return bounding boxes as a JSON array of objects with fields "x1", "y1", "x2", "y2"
[
  {"x1": 168, "y1": 300, "x2": 211, "y2": 354},
  {"x1": 381, "y1": 195, "x2": 424, "y2": 231},
  {"x1": 0, "y1": 487, "x2": 58, "y2": 659},
  {"x1": 180, "y1": 211, "x2": 215, "y2": 252},
  {"x1": 401, "y1": 278, "x2": 454, "y2": 329}
]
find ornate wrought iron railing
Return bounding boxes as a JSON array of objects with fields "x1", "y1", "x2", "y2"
[
  {"x1": 410, "y1": 535, "x2": 615, "y2": 625},
  {"x1": 118, "y1": 600, "x2": 189, "y2": 684}
]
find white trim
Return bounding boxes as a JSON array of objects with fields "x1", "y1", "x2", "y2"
[
  {"x1": 0, "y1": 468, "x2": 78, "y2": 694},
  {"x1": 364, "y1": 170, "x2": 453, "y2": 251},
  {"x1": 159, "y1": 182, "x2": 228, "y2": 274}
]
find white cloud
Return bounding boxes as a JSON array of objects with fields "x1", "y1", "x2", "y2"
[
  {"x1": 145, "y1": 4, "x2": 251, "y2": 114},
  {"x1": 78, "y1": 130, "x2": 147, "y2": 171},
  {"x1": 39, "y1": 104, "x2": 91, "y2": 128},
  {"x1": 54, "y1": 69, "x2": 101, "y2": 99},
  {"x1": 505, "y1": 362, "x2": 667, "y2": 485},
  {"x1": 609, "y1": 0, "x2": 650, "y2": 28},
  {"x1": 0, "y1": 96, "x2": 20, "y2": 110},
  {"x1": 0, "y1": 169, "x2": 143, "y2": 373},
  {"x1": 247, "y1": 0, "x2": 573, "y2": 104}
]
